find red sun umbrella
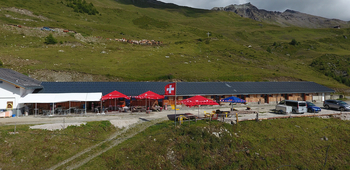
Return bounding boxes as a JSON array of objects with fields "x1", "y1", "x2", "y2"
[
  {"x1": 134, "y1": 91, "x2": 164, "y2": 112},
  {"x1": 101, "y1": 90, "x2": 130, "y2": 112},
  {"x1": 102, "y1": 90, "x2": 130, "y2": 100},
  {"x1": 135, "y1": 91, "x2": 164, "y2": 99},
  {"x1": 180, "y1": 95, "x2": 219, "y2": 117},
  {"x1": 180, "y1": 95, "x2": 219, "y2": 107}
]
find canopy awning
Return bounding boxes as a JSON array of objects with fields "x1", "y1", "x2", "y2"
[
  {"x1": 101, "y1": 90, "x2": 129, "y2": 100},
  {"x1": 220, "y1": 96, "x2": 246, "y2": 103},
  {"x1": 133, "y1": 91, "x2": 164, "y2": 99},
  {"x1": 180, "y1": 95, "x2": 219, "y2": 107},
  {"x1": 19, "y1": 93, "x2": 102, "y2": 103}
]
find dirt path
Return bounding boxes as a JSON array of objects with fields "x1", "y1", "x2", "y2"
[{"x1": 48, "y1": 117, "x2": 167, "y2": 170}]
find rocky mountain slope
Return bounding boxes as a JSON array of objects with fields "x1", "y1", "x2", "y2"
[{"x1": 212, "y1": 3, "x2": 350, "y2": 28}]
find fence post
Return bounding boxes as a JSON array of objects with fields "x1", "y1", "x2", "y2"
[{"x1": 236, "y1": 112, "x2": 239, "y2": 124}]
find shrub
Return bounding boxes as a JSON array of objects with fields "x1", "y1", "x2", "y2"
[
  {"x1": 65, "y1": 0, "x2": 99, "y2": 15},
  {"x1": 0, "y1": 60, "x2": 3, "y2": 67},
  {"x1": 289, "y1": 39, "x2": 299, "y2": 46},
  {"x1": 266, "y1": 47, "x2": 272, "y2": 53},
  {"x1": 44, "y1": 34, "x2": 58, "y2": 44}
]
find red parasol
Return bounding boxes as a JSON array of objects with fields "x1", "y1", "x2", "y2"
[
  {"x1": 180, "y1": 95, "x2": 219, "y2": 106},
  {"x1": 180, "y1": 95, "x2": 219, "y2": 117},
  {"x1": 101, "y1": 90, "x2": 130, "y2": 100},
  {"x1": 135, "y1": 91, "x2": 164, "y2": 99}
]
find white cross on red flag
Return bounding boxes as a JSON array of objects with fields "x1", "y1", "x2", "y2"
[{"x1": 165, "y1": 83, "x2": 176, "y2": 95}]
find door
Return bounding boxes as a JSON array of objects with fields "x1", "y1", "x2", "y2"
[{"x1": 264, "y1": 95, "x2": 269, "y2": 103}]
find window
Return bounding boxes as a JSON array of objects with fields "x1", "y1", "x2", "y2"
[
  {"x1": 286, "y1": 101, "x2": 297, "y2": 107},
  {"x1": 339, "y1": 101, "x2": 348, "y2": 105}
]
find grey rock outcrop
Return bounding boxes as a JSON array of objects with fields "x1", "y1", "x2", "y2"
[{"x1": 212, "y1": 3, "x2": 350, "y2": 28}]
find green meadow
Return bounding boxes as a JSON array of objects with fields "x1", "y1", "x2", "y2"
[
  {"x1": 1, "y1": 118, "x2": 349, "y2": 169},
  {"x1": 82, "y1": 118, "x2": 350, "y2": 169}
]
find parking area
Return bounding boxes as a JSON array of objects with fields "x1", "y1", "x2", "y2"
[{"x1": 211, "y1": 101, "x2": 350, "y2": 122}]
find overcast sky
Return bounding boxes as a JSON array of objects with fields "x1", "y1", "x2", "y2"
[{"x1": 159, "y1": 0, "x2": 350, "y2": 21}]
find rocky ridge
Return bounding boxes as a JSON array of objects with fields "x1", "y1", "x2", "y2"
[{"x1": 212, "y1": 3, "x2": 350, "y2": 28}]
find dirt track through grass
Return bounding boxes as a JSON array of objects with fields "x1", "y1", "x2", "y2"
[{"x1": 48, "y1": 117, "x2": 167, "y2": 170}]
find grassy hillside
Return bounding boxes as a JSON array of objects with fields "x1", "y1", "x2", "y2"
[
  {"x1": 1, "y1": 118, "x2": 349, "y2": 169},
  {"x1": 0, "y1": 0, "x2": 349, "y2": 91},
  {"x1": 0, "y1": 121, "x2": 119, "y2": 170},
  {"x1": 80, "y1": 118, "x2": 350, "y2": 169}
]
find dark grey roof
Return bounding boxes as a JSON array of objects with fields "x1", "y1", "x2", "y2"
[
  {"x1": 39, "y1": 82, "x2": 169, "y2": 96},
  {"x1": 0, "y1": 68, "x2": 43, "y2": 89},
  {"x1": 179, "y1": 82, "x2": 334, "y2": 95},
  {"x1": 39, "y1": 81, "x2": 334, "y2": 96}
]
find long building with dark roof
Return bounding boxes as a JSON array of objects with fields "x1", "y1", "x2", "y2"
[
  {"x1": 0, "y1": 68, "x2": 335, "y2": 114},
  {"x1": 39, "y1": 81, "x2": 334, "y2": 104}
]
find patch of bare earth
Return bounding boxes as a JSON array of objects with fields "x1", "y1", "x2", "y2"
[
  {"x1": 1, "y1": 7, "x2": 51, "y2": 21},
  {"x1": 0, "y1": 55, "x2": 40, "y2": 69},
  {"x1": 31, "y1": 69, "x2": 114, "y2": 82}
]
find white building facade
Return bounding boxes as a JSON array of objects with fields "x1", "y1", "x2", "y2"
[{"x1": 0, "y1": 69, "x2": 43, "y2": 114}]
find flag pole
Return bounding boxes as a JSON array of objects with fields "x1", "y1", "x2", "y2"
[{"x1": 174, "y1": 82, "x2": 177, "y2": 127}]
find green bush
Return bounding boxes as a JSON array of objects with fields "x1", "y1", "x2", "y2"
[
  {"x1": 266, "y1": 47, "x2": 272, "y2": 53},
  {"x1": 289, "y1": 39, "x2": 299, "y2": 46},
  {"x1": 65, "y1": 0, "x2": 99, "y2": 15},
  {"x1": 44, "y1": 34, "x2": 58, "y2": 45},
  {"x1": 0, "y1": 60, "x2": 3, "y2": 67}
]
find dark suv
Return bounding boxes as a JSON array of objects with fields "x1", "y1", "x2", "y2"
[{"x1": 323, "y1": 100, "x2": 350, "y2": 111}]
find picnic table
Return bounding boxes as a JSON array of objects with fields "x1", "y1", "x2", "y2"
[
  {"x1": 151, "y1": 106, "x2": 162, "y2": 112},
  {"x1": 131, "y1": 106, "x2": 146, "y2": 112}
]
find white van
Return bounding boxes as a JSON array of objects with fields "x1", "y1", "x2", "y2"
[{"x1": 277, "y1": 100, "x2": 307, "y2": 114}]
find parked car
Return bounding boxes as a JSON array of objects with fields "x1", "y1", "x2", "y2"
[
  {"x1": 277, "y1": 100, "x2": 307, "y2": 114},
  {"x1": 306, "y1": 102, "x2": 321, "y2": 113},
  {"x1": 41, "y1": 27, "x2": 54, "y2": 31},
  {"x1": 323, "y1": 100, "x2": 350, "y2": 111}
]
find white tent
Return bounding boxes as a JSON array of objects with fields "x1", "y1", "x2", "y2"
[
  {"x1": 19, "y1": 93, "x2": 102, "y2": 115},
  {"x1": 19, "y1": 93, "x2": 102, "y2": 103}
]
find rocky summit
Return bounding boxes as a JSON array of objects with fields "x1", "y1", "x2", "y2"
[{"x1": 212, "y1": 2, "x2": 350, "y2": 28}]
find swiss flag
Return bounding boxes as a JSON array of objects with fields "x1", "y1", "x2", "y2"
[{"x1": 165, "y1": 83, "x2": 176, "y2": 95}]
